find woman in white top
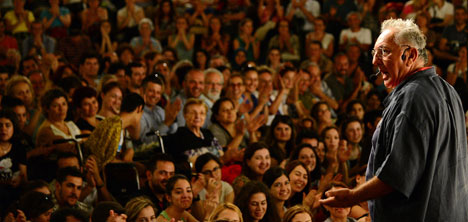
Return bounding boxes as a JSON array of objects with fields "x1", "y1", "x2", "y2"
[{"x1": 36, "y1": 88, "x2": 81, "y2": 154}]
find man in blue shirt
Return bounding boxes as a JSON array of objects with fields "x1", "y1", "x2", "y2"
[{"x1": 321, "y1": 18, "x2": 468, "y2": 221}]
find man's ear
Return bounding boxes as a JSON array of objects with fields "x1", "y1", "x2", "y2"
[
  {"x1": 146, "y1": 170, "x2": 152, "y2": 181},
  {"x1": 138, "y1": 105, "x2": 144, "y2": 113},
  {"x1": 55, "y1": 181, "x2": 61, "y2": 192}
]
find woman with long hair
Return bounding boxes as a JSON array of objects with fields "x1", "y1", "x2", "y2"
[
  {"x1": 201, "y1": 16, "x2": 230, "y2": 56},
  {"x1": 233, "y1": 18, "x2": 260, "y2": 62},
  {"x1": 0, "y1": 109, "x2": 27, "y2": 212},
  {"x1": 154, "y1": 0, "x2": 176, "y2": 46},
  {"x1": 263, "y1": 167, "x2": 291, "y2": 219},
  {"x1": 264, "y1": 115, "x2": 296, "y2": 166},
  {"x1": 156, "y1": 174, "x2": 198, "y2": 222},
  {"x1": 235, "y1": 181, "x2": 280, "y2": 222},
  {"x1": 125, "y1": 196, "x2": 158, "y2": 222},
  {"x1": 232, "y1": 142, "x2": 271, "y2": 194},
  {"x1": 168, "y1": 16, "x2": 195, "y2": 61}
]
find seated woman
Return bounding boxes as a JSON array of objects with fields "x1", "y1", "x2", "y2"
[
  {"x1": 194, "y1": 153, "x2": 234, "y2": 203},
  {"x1": 234, "y1": 181, "x2": 280, "y2": 222},
  {"x1": 5, "y1": 75, "x2": 43, "y2": 137},
  {"x1": 207, "y1": 203, "x2": 243, "y2": 222},
  {"x1": 201, "y1": 16, "x2": 230, "y2": 56},
  {"x1": 156, "y1": 174, "x2": 198, "y2": 222},
  {"x1": 40, "y1": 0, "x2": 71, "y2": 39},
  {"x1": 289, "y1": 143, "x2": 322, "y2": 189},
  {"x1": 192, "y1": 153, "x2": 235, "y2": 220},
  {"x1": 80, "y1": 0, "x2": 108, "y2": 35},
  {"x1": 285, "y1": 160, "x2": 310, "y2": 207},
  {"x1": 264, "y1": 115, "x2": 296, "y2": 166},
  {"x1": 72, "y1": 86, "x2": 102, "y2": 134},
  {"x1": 165, "y1": 98, "x2": 227, "y2": 176},
  {"x1": 125, "y1": 196, "x2": 158, "y2": 222},
  {"x1": 263, "y1": 167, "x2": 291, "y2": 219},
  {"x1": 0, "y1": 110, "x2": 28, "y2": 211},
  {"x1": 168, "y1": 16, "x2": 195, "y2": 61},
  {"x1": 209, "y1": 98, "x2": 259, "y2": 153},
  {"x1": 232, "y1": 142, "x2": 271, "y2": 194},
  {"x1": 321, "y1": 182, "x2": 357, "y2": 222},
  {"x1": 268, "y1": 20, "x2": 300, "y2": 62},
  {"x1": 311, "y1": 101, "x2": 334, "y2": 135},
  {"x1": 283, "y1": 205, "x2": 314, "y2": 222},
  {"x1": 36, "y1": 88, "x2": 81, "y2": 154}
]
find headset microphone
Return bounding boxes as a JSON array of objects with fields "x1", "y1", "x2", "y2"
[{"x1": 370, "y1": 68, "x2": 381, "y2": 81}]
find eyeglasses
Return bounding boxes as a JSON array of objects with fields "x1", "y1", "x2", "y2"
[
  {"x1": 371, "y1": 45, "x2": 411, "y2": 58},
  {"x1": 201, "y1": 166, "x2": 220, "y2": 176}
]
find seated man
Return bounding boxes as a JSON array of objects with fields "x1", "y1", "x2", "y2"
[
  {"x1": 52, "y1": 167, "x2": 92, "y2": 214},
  {"x1": 139, "y1": 74, "x2": 180, "y2": 145}
]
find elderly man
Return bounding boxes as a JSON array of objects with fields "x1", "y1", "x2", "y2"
[
  {"x1": 321, "y1": 18, "x2": 468, "y2": 221},
  {"x1": 201, "y1": 68, "x2": 224, "y2": 108}
]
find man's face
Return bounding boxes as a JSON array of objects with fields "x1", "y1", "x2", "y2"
[
  {"x1": 184, "y1": 71, "x2": 204, "y2": 98},
  {"x1": 29, "y1": 72, "x2": 45, "y2": 96},
  {"x1": 372, "y1": 29, "x2": 409, "y2": 89},
  {"x1": 56, "y1": 176, "x2": 83, "y2": 207},
  {"x1": 298, "y1": 71, "x2": 310, "y2": 93},
  {"x1": 13, "y1": 105, "x2": 27, "y2": 129},
  {"x1": 144, "y1": 82, "x2": 162, "y2": 107},
  {"x1": 81, "y1": 58, "x2": 99, "y2": 78},
  {"x1": 149, "y1": 161, "x2": 175, "y2": 193},
  {"x1": 31, "y1": 23, "x2": 43, "y2": 36},
  {"x1": 0, "y1": 73, "x2": 9, "y2": 93},
  {"x1": 228, "y1": 76, "x2": 244, "y2": 99},
  {"x1": 155, "y1": 63, "x2": 170, "y2": 79},
  {"x1": 455, "y1": 9, "x2": 467, "y2": 26},
  {"x1": 22, "y1": 59, "x2": 38, "y2": 75},
  {"x1": 114, "y1": 69, "x2": 127, "y2": 89},
  {"x1": 308, "y1": 66, "x2": 321, "y2": 85},
  {"x1": 204, "y1": 72, "x2": 223, "y2": 101},
  {"x1": 130, "y1": 66, "x2": 146, "y2": 88},
  {"x1": 57, "y1": 157, "x2": 80, "y2": 169},
  {"x1": 334, "y1": 55, "x2": 349, "y2": 77},
  {"x1": 308, "y1": 43, "x2": 321, "y2": 58},
  {"x1": 347, "y1": 14, "x2": 361, "y2": 29},
  {"x1": 258, "y1": 72, "x2": 273, "y2": 92}
]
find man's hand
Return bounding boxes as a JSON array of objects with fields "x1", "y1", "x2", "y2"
[
  {"x1": 319, "y1": 187, "x2": 357, "y2": 207},
  {"x1": 164, "y1": 98, "x2": 182, "y2": 126}
]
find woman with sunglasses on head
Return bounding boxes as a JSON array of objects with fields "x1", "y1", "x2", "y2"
[
  {"x1": 192, "y1": 153, "x2": 235, "y2": 220},
  {"x1": 125, "y1": 196, "x2": 158, "y2": 222}
]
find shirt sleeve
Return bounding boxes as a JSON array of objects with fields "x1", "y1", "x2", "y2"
[{"x1": 376, "y1": 113, "x2": 427, "y2": 198}]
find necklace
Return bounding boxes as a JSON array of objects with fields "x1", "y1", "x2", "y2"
[{"x1": 0, "y1": 143, "x2": 12, "y2": 155}]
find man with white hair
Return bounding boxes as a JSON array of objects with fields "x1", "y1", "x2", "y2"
[
  {"x1": 201, "y1": 68, "x2": 224, "y2": 108},
  {"x1": 321, "y1": 18, "x2": 468, "y2": 221}
]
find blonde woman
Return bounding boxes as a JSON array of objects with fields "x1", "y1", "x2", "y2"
[
  {"x1": 208, "y1": 203, "x2": 243, "y2": 222},
  {"x1": 125, "y1": 196, "x2": 158, "y2": 222}
]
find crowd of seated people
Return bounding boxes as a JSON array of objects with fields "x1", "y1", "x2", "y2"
[{"x1": 0, "y1": 0, "x2": 467, "y2": 221}]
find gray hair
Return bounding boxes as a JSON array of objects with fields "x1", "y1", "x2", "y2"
[
  {"x1": 381, "y1": 18, "x2": 427, "y2": 63},
  {"x1": 139, "y1": 18, "x2": 154, "y2": 31},
  {"x1": 204, "y1": 68, "x2": 224, "y2": 84}
]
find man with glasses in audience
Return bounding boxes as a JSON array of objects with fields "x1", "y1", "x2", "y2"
[{"x1": 321, "y1": 18, "x2": 468, "y2": 221}]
